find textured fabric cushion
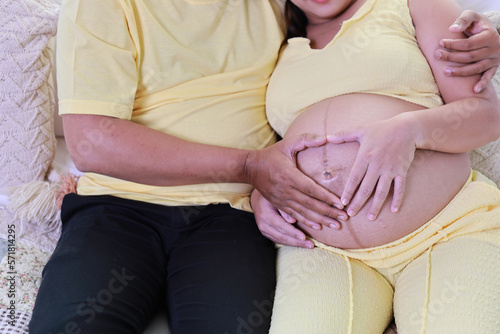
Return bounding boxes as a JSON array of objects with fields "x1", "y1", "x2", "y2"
[
  {"x1": 469, "y1": 13, "x2": 500, "y2": 188},
  {"x1": 485, "y1": 10, "x2": 500, "y2": 33},
  {"x1": 469, "y1": 73, "x2": 500, "y2": 187},
  {"x1": 0, "y1": 0, "x2": 59, "y2": 187}
]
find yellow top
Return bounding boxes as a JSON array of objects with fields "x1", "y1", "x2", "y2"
[
  {"x1": 57, "y1": 0, "x2": 285, "y2": 211},
  {"x1": 266, "y1": 0, "x2": 444, "y2": 137}
]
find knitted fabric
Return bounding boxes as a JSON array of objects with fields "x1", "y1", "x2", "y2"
[
  {"x1": 469, "y1": 12, "x2": 500, "y2": 188},
  {"x1": 0, "y1": 0, "x2": 59, "y2": 187}
]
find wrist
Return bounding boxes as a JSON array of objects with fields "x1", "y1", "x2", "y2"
[
  {"x1": 242, "y1": 149, "x2": 258, "y2": 185},
  {"x1": 396, "y1": 112, "x2": 423, "y2": 149}
]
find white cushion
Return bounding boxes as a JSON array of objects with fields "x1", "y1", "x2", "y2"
[{"x1": 0, "y1": 0, "x2": 59, "y2": 187}]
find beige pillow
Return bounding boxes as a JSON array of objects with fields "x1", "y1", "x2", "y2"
[
  {"x1": 485, "y1": 11, "x2": 500, "y2": 34},
  {"x1": 0, "y1": 0, "x2": 59, "y2": 187},
  {"x1": 469, "y1": 71, "x2": 500, "y2": 187},
  {"x1": 468, "y1": 11, "x2": 500, "y2": 187}
]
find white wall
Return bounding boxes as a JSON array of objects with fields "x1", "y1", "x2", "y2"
[{"x1": 455, "y1": 0, "x2": 500, "y2": 12}]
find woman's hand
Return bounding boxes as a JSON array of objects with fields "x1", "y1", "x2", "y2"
[
  {"x1": 436, "y1": 10, "x2": 500, "y2": 93},
  {"x1": 245, "y1": 134, "x2": 346, "y2": 229},
  {"x1": 328, "y1": 115, "x2": 418, "y2": 221},
  {"x1": 251, "y1": 190, "x2": 315, "y2": 248}
]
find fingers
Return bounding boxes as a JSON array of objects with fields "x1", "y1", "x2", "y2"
[
  {"x1": 264, "y1": 211, "x2": 315, "y2": 248},
  {"x1": 262, "y1": 221, "x2": 314, "y2": 249},
  {"x1": 341, "y1": 157, "x2": 367, "y2": 208},
  {"x1": 366, "y1": 174, "x2": 393, "y2": 221},
  {"x1": 439, "y1": 36, "x2": 492, "y2": 54},
  {"x1": 252, "y1": 190, "x2": 314, "y2": 248},
  {"x1": 273, "y1": 158, "x2": 347, "y2": 229},
  {"x1": 437, "y1": 13, "x2": 500, "y2": 79},
  {"x1": 436, "y1": 44, "x2": 492, "y2": 64},
  {"x1": 292, "y1": 171, "x2": 345, "y2": 211},
  {"x1": 283, "y1": 134, "x2": 346, "y2": 212},
  {"x1": 443, "y1": 59, "x2": 490, "y2": 77},
  {"x1": 474, "y1": 67, "x2": 498, "y2": 94},
  {"x1": 258, "y1": 160, "x2": 347, "y2": 229},
  {"x1": 341, "y1": 159, "x2": 407, "y2": 221},
  {"x1": 282, "y1": 190, "x2": 346, "y2": 230},
  {"x1": 437, "y1": 10, "x2": 500, "y2": 87},
  {"x1": 344, "y1": 167, "x2": 378, "y2": 218},
  {"x1": 448, "y1": 9, "x2": 480, "y2": 34},
  {"x1": 288, "y1": 133, "x2": 328, "y2": 153},
  {"x1": 441, "y1": 58, "x2": 497, "y2": 85},
  {"x1": 278, "y1": 209, "x2": 296, "y2": 223},
  {"x1": 390, "y1": 175, "x2": 405, "y2": 213},
  {"x1": 327, "y1": 130, "x2": 360, "y2": 144},
  {"x1": 248, "y1": 134, "x2": 345, "y2": 225}
]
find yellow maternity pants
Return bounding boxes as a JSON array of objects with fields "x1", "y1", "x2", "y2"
[{"x1": 270, "y1": 170, "x2": 500, "y2": 334}]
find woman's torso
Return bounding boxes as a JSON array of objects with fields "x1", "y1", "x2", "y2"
[
  {"x1": 267, "y1": 0, "x2": 471, "y2": 248},
  {"x1": 285, "y1": 94, "x2": 471, "y2": 249}
]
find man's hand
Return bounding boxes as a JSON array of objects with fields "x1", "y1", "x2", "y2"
[
  {"x1": 245, "y1": 134, "x2": 346, "y2": 230},
  {"x1": 251, "y1": 190, "x2": 315, "y2": 248},
  {"x1": 435, "y1": 10, "x2": 500, "y2": 93}
]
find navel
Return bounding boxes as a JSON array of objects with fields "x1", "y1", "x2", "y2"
[{"x1": 323, "y1": 169, "x2": 334, "y2": 180}]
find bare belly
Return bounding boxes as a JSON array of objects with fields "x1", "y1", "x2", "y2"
[{"x1": 285, "y1": 94, "x2": 471, "y2": 249}]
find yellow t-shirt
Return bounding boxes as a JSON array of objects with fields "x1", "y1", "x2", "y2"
[
  {"x1": 57, "y1": 0, "x2": 285, "y2": 211},
  {"x1": 266, "y1": 0, "x2": 444, "y2": 137}
]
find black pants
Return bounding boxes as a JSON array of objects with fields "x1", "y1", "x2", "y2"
[{"x1": 29, "y1": 194, "x2": 276, "y2": 334}]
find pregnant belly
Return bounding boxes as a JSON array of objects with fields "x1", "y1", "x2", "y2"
[{"x1": 284, "y1": 94, "x2": 471, "y2": 249}]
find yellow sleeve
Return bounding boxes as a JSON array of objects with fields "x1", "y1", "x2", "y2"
[{"x1": 57, "y1": 0, "x2": 138, "y2": 120}]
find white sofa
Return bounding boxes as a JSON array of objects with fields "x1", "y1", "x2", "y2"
[{"x1": 0, "y1": 0, "x2": 499, "y2": 333}]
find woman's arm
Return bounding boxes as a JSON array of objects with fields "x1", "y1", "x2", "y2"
[
  {"x1": 329, "y1": 0, "x2": 500, "y2": 220},
  {"x1": 436, "y1": 10, "x2": 500, "y2": 94},
  {"x1": 410, "y1": 0, "x2": 500, "y2": 151}
]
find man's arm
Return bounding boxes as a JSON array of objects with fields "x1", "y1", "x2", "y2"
[{"x1": 63, "y1": 114, "x2": 345, "y2": 229}]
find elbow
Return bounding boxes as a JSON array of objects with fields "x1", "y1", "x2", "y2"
[
  {"x1": 65, "y1": 136, "x2": 103, "y2": 174},
  {"x1": 67, "y1": 144, "x2": 97, "y2": 173},
  {"x1": 62, "y1": 114, "x2": 113, "y2": 174},
  {"x1": 71, "y1": 155, "x2": 92, "y2": 174}
]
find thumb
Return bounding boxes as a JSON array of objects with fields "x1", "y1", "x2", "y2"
[
  {"x1": 278, "y1": 209, "x2": 297, "y2": 223},
  {"x1": 449, "y1": 9, "x2": 480, "y2": 34},
  {"x1": 327, "y1": 129, "x2": 360, "y2": 144},
  {"x1": 287, "y1": 133, "x2": 328, "y2": 152},
  {"x1": 474, "y1": 67, "x2": 497, "y2": 94}
]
